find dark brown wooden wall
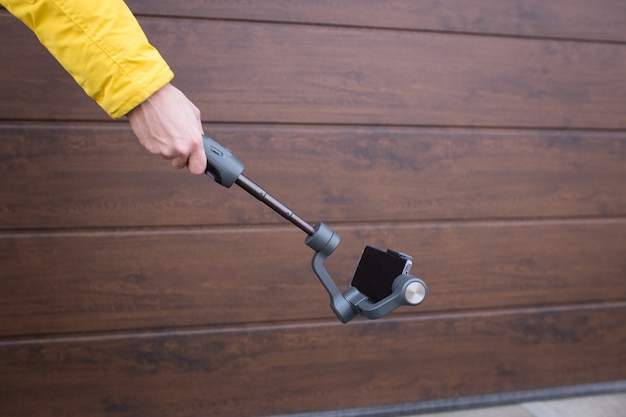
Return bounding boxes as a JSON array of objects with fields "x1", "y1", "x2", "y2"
[{"x1": 1, "y1": 1, "x2": 625, "y2": 416}]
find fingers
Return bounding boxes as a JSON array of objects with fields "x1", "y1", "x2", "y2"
[
  {"x1": 170, "y1": 155, "x2": 188, "y2": 170},
  {"x1": 164, "y1": 138, "x2": 206, "y2": 174},
  {"x1": 167, "y1": 147, "x2": 206, "y2": 175}
]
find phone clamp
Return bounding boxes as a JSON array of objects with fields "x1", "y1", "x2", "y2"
[{"x1": 304, "y1": 222, "x2": 426, "y2": 323}]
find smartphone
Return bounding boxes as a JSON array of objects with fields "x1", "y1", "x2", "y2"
[{"x1": 350, "y1": 245, "x2": 413, "y2": 302}]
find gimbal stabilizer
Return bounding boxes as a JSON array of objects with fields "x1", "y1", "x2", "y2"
[{"x1": 203, "y1": 136, "x2": 427, "y2": 323}]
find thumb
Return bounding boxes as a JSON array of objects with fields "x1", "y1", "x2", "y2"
[{"x1": 187, "y1": 146, "x2": 208, "y2": 175}]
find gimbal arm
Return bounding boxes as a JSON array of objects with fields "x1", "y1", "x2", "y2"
[{"x1": 202, "y1": 135, "x2": 426, "y2": 323}]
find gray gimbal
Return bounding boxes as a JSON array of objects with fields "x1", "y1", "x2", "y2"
[{"x1": 203, "y1": 135, "x2": 427, "y2": 323}]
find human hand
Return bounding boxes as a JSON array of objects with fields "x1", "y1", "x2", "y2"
[{"x1": 127, "y1": 83, "x2": 207, "y2": 174}]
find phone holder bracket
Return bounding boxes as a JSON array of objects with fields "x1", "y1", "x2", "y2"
[{"x1": 305, "y1": 222, "x2": 427, "y2": 323}]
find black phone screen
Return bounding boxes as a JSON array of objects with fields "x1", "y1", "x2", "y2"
[{"x1": 351, "y1": 245, "x2": 410, "y2": 302}]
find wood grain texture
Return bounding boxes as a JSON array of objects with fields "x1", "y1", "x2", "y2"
[
  {"x1": 2, "y1": 220, "x2": 625, "y2": 337},
  {"x1": 125, "y1": 0, "x2": 626, "y2": 43},
  {"x1": 1, "y1": 304, "x2": 624, "y2": 417},
  {"x1": 1, "y1": 2, "x2": 625, "y2": 416},
  {"x1": 2, "y1": 14, "x2": 626, "y2": 128},
  {"x1": 2, "y1": 124, "x2": 625, "y2": 229}
]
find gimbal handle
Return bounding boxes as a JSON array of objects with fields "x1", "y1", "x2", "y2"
[{"x1": 202, "y1": 135, "x2": 427, "y2": 322}]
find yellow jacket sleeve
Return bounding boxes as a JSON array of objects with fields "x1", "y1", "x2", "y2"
[{"x1": 1, "y1": 0, "x2": 174, "y2": 118}]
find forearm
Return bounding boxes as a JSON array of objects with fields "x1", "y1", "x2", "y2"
[{"x1": 1, "y1": 0, "x2": 173, "y2": 118}]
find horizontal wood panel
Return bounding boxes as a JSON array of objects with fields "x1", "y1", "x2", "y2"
[
  {"x1": 2, "y1": 15, "x2": 626, "y2": 128},
  {"x1": 2, "y1": 124, "x2": 625, "y2": 229},
  {"x1": 2, "y1": 220, "x2": 625, "y2": 337},
  {"x1": 126, "y1": 0, "x2": 626, "y2": 43},
  {"x1": 1, "y1": 304, "x2": 624, "y2": 417}
]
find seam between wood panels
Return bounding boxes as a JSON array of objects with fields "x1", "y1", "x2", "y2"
[
  {"x1": 1, "y1": 215, "x2": 626, "y2": 239},
  {"x1": 1, "y1": 300, "x2": 624, "y2": 347},
  {"x1": 131, "y1": 13, "x2": 626, "y2": 47},
  {"x1": 3, "y1": 119, "x2": 626, "y2": 132}
]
